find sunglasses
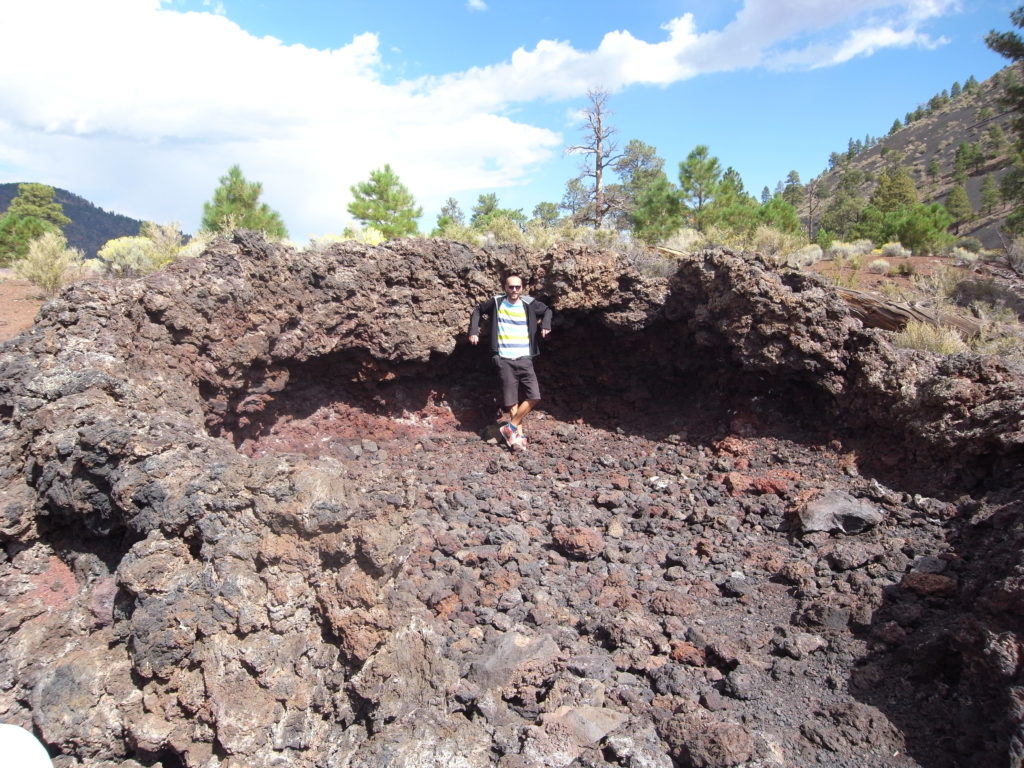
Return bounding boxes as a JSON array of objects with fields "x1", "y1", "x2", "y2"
[{"x1": 505, "y1": 285, "x2": 523, "y2": 290}]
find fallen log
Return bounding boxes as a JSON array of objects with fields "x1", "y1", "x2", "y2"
[{"x1": 834, "y1": 287, "x2": 982, "y2": 337}]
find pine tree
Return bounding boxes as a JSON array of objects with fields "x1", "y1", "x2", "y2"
[
  {"x1": 889, "y1": 118, "x2": 902, "y2": 135},
  {"x1": 819, "y1": 168, "x2": 867, "y2": 239},
  {"x1": 705, "y1": 168, "x2": 759, "y2": 234},
  {"x1": 987, "y1": 11, "x2": 1024, "y2": 144},
  {"x1": 987, "y1": 125, "x2": 1008, "y2": 157},
  {"x1": 944, "y1": 185, "x2": 973, "y2": 233},
  {"x1": 531, "y1": 202, "x2": 561, "y2": 227},
  {"x1": 432, "y1": 197, "x2": 465, "y2": 235},
  {"x1": 611, "y1": 139, "x2": 665, "y2": 229},
  {"x1": 201, "y1": 165, "x2": 288, "y2": 238},
  {"x1": 758, "y1": 196, "x2": 801, "y2": 234},
  {"x1": 988, "y1": 9, "x2": 1024, "y2": 235},
  {"x1": 898, "y1": 204, "x2": 953, "y2": 255},
  {"x1": 982, "y1": 174, "x2": 1002, "y2": 214},
  {"x1": 631, "y1": 174, "x2": 683, "y2": 245},
  {"x1": 470, "y1": 193, "x2": 499, "y2": 227},
  {"x1": 347, "y1": 164, "x2": 421, "y2": 239},
  {"x1": 0, "y1": 183, "x2": 71, "y2": 265},
  {"x1": 678, "y1": 145, "x2": 722, "y2": 230},
  {"x1": 782, "y1": 171, "x2": 804, "y2": 207},
  {"x1": 560, "y1": 177, "x2": 592, "y2": 225},
  {"x1": 870, "y1": 167, "x2": 918, "y2": 213}
]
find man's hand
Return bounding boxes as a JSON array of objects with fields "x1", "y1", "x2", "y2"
[
  {"x1": 469, "y1": 334, "x2": 479, "y2": 345},
  {"x1": 541, "y1": 329, "x2": 550, "y2": 338}
]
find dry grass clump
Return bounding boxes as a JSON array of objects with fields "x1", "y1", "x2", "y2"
[
  {"x1": 970, "y1": 304, "x2": 1024, "y2": 366},
  {"x1": 1006, "y1": 236, "x2": 1024, "y2": 275},
  {"x1": 784, "y1": 244, "x2": 824, "y2": 267},
  {"x1": 881, "y1": 242, "x2": 911, "y2": 258},
  {"x1": 827, "y1": 240, "x2": 874, "y2": 261},
  {"x1": 913, "y1": 265, "x2": 963, "y2": 299},
  {"x1": 678, "y1": 224, "x2": 807, "y2": 262},
  {"x1": 950, "y1": 247, "x2": 979, "y2": 269},
  {"x1": 657, "y1": 228, "x2": 703, "y2": 253},
  {"x1": 892, "y1": 320, "x2": 967, "y2": 355},
  {"x1": 867, "y1": 258, "x2": 890, "y2": 274}
]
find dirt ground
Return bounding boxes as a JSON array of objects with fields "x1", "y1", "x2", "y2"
[
  {"x1": 0, "y1": 271, "x2": 43, "y2": 343},
  {"x1": 806, "y1": 254, "x2": 970, "y2": 293}
]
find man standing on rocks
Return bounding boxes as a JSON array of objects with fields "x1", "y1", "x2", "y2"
[{"x1": 468, "y1": 274, "x2": 552, "y2": 449}]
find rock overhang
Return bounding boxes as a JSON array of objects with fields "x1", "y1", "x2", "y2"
[{"x1": 1, "y1": 231, "x2": 1023, "y2": 767}]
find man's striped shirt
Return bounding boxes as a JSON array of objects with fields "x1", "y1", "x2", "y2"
[{"x1": 497, "y1": 298, "x2": 530, "y2": 358}]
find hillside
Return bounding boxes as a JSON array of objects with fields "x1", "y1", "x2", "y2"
[
  {"x1": 0, "y1": 183, "x2": 144, "y2": 258},
  {"x1": 808, "y1": 66, "x2": 1019, "y2": 248}
]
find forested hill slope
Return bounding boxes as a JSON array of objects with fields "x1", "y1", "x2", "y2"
[
  {"x1": 808, "y1": 66, "x2": 1019, "y2": 248},
  {"x1": 0, "y1": 183, "x2": 144, "y2": 258}
]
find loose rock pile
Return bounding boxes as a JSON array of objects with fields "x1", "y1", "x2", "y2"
[{"x1": 0, "y1": 232, "x2": 1022, "y2": 767}]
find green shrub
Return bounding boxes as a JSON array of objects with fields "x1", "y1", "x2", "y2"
[
  {"x1": 13, "y1": 231, "x2": 90, "y2": 296},
  {"x1": 337, "y1": 226, "x2": 387, "y2": 245},
  {"x1": 814, "y1": 228, "x2": 835, "y2": 250},
  {"x1": 139, "y1": 221, "x2": 184, "y2": 268},
  {"x1": 97, "y1": 236, "x2": 159, "y2": 276},
  {"x1": 176, "y1": 233, "x2": 211, "y2": 260}
]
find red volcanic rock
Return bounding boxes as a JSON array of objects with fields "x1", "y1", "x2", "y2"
[
  {"x1": 552, "y1": 526, "x2": 605, "y2": 560},
  {"x1": 901, "y1": 572, "x2": 959, "y2": 598}
]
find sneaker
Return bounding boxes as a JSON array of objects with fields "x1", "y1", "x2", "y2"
[
  {"x1": 499, "y1": 422, "x2": 519, "y2": 446},
  {"x1": 510, "y1": 433, "x2": 528, "y2": 452}
]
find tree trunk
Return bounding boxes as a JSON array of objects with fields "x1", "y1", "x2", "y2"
[{"x1": 834, "y1": 287, "x2": 982, "y2": 336}]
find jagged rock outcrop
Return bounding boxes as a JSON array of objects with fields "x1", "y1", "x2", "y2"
[{"x1": 0, "y1": 232, "x2": 1022, "y2": 767}]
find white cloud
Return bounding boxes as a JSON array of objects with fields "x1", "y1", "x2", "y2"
[
  {"x1": 0, "y1": 0, "x2": 960, "y2": 239},
  {"x1": 466, "y1": 0, "x2": 487, "y2": 12}
]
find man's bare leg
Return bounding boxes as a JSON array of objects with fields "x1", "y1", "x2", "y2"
[{"x1": 510, "y1": 398, "x2": 539, "y2": 430}]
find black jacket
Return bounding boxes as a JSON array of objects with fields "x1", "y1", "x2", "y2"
[{"x1": 469, "y1": 295, "x2": 552, "y2": 357}]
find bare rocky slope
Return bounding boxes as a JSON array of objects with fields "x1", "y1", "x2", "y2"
[{"x1": 0, "y1": 232, "x2": 1022, "y2": 768}]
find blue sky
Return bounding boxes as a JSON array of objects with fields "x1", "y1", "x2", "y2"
[{"x1": 0, "y1": 0, "x2": 1016, "y2": 242}]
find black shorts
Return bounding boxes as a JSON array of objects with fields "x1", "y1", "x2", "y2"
[{"x1": 495, "y1": 355, "x2": 541, "y2": 407}]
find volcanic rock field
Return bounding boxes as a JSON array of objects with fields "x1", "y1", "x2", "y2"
[{"x1": 1, "y1": 232, "x2": 1022, "y2": 767}]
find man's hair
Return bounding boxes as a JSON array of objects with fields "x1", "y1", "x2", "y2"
[{"x1": 504, "y1": 274, "x2": 523, "y2": 285}]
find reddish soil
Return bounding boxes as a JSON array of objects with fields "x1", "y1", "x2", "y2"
[
  {"x1": 0, "y1": 272, "x2": 43, "y2": 342},
  {"x1": 806, "y1": 254, "x2": 968, "y2": 294}
]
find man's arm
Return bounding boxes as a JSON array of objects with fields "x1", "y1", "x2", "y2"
[
  {"x1": 536, "y1": 300, "x2": 552, "y2": 337},
  {"x1": 468, "y1": 299, "x2": 490, "y2": 344}
]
